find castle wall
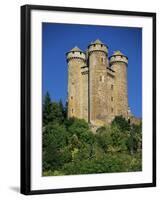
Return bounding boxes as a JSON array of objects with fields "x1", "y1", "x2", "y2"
[
  {"x1": 111, "y1": 61, "x2": 128, "y2": 118},
  {"x1": 89, "y1": 51, "x2": 109, "y2": 126},
  {"x1": 81, "y1": 66, "x2": 89, "y2": 122},
  {"x1": 106, "y1": 68, "x2": 116, "y2": 124},
  {"x1": 67, "y1": 42, "x2": 130, "y2": 127},
  {"x1": 67, "y1": 58, "x2": 85, "y2": 119}
]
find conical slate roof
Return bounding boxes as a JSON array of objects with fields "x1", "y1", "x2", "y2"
[
  {"x1": 92, "y1": 39, "x2": 104, "y2": 45},
  {"x1": 70, "y1": 46, "x2": 83, "y2": 52},
  {"x1": 112, "y1": 50, "x2": 124, "y2": 56}
]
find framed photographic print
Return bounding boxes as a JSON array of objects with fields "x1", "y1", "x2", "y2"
[{"x1": 21, "y1": 4, "x2": 156, "y2": 195}]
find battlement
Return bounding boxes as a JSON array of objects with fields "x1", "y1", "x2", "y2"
[
  {"x1": 109, "y1": 50, "x2": 128, "y2": 65},
  {"x1": 88, "y1": 39, "x2": 108, "y2": 55},
  {"x1": 66, "y1": 46, "x2": 86, "y2": 62}
]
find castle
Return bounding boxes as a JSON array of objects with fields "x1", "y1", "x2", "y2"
[{"x1": 66, "y1": 39, "x2": 133, "y2": 127}]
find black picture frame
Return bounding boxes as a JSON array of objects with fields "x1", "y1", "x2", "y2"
[{"x1": 21, "y1": 4, "x2": 156, "y2": 195}]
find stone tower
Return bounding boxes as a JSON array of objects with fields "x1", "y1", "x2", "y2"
[
  {"x1": 88, "y1": 39, "x2": 108, "y2": 126},
  {"x1": 109, "y1": 51, "x2": 128, "y2": 118},
  {"x1": 66, "y1": 40, "x2": 130, "y2": 127},
  {"x1": 66, "y1": 46, "x2": 88, "y2": 121}
]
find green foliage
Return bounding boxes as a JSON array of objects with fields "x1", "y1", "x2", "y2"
[
  {"x1": 43, "y1": 123, "x2": 72, "y2": 171},
  {"x1": 61, "y1": 153, "x2": 142, "y2": 175},
  {"x1": 42, "y1": 92, "x2": 142, "y2": 176},
  {"x1": 43, "y1": 170, "x2": 65, "y2": 176},
  {"x1": 111, "y1": 115, "x2": 130, "y2": 132},
  {"x1": 96, "y1": 126, "x2": 111, "y2": 153},
  {"x1": 128, "y1": 123, "x2": 142, "y2": 154},
  {"x1": 43, "y1": 92, "x2": 65, "y2": 126},
  {"x1": 66, "y1": 118, "x2": 90, "y2": 136},
  {"x1": 96, "y1": 125, "x2": 129, "y2": 153},
  {"x1": 42, "y1": 92, "x2": 53, "y2": 125}
]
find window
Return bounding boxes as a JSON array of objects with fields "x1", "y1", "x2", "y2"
[
  {"x1": 111, "y1": 97, "x2": 113, "y2": 101},
  {"x1": 100, "y1": 56, "x2": 105, "y2": 64},
  {"x1": 72, "y1": 109, "x2": 74, "y2": 113},
  {"x1": 111, "y1": 107, "x2": 114, "y2": 113},
  {"x1": 100, "y1": 75, "x2": 104, "y2": 82},
  {"x1": 71, "y1": 96, "x2": 73, "y2": 100},
  {"x1": 111, "y1": 84, "x2": 114, "y2": 90}
]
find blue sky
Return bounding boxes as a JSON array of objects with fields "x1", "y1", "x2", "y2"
[{"x1": 42, "y1": 23, "x2": 142, "y2": 118}]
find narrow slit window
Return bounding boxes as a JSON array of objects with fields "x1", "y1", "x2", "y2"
[
  {"x1": 100, "y1": 56, "x2": 105, "y2": 64},
  {"x1": 111, "y1": 84, "x2": 114, "y2": 90},
  {"x1": 111, "y1": 97, "x2": 113, "y2": 101},
  {"x1": 100, "y1": 75, "x2": 104, "y2": 82},
  {"x1": 111, "y1": 107, "x2": 114, "y2": 113}
]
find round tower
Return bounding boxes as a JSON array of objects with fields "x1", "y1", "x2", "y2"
[
  {"x1": 66, "y1": 46, "x2": 86, "y2": 119},
  {"x1": 109, "y1": 50, "x2": 128, "y2": 118},
  {"x1": 88, "y1": 39, "x2": 109, "y2": 126}
]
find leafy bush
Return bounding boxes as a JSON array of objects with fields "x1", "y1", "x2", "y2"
[
  {"x1": 61, "y1": 153, "x2": 142, "y2": 175},
  {"x1": 42, "y1": 92, "x2": 142, "y2": 176}
]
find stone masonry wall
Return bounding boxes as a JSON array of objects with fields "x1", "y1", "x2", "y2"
[
  {"x1": 81, "y1": 66, "x2": 89, "y2": 122},
  {"x1": 68, "y1": 58, "x2": 86, "y2": 119},
  {"x1": 67, "y1": 42, "x2": 130, "y2": 127},
  {"x1": 111, "y1": 62, "x2": 128, "y2": 118},
  {"x1": 89, "y1": 51, "x2": 109, "y2": 126}
]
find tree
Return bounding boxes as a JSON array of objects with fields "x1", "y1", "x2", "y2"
[
  {"x1": 63, "y1": 101, "x2": 68, "y2": 120},
  {"x1": 43, "y1": 92, "x2": 66, "y2": 126},
  {"x1": 52, "y1": 101, "x2": 64, "y2": 124},
  {"x1": 66, "y1": 118, "x2": 90, "y2": 137},
  {"x1": 111, "y1": 115, "x2": 130, "y2": 132},
  {"x1": 43, "y1": 123, "x2": 71, "y2": 171},
  {"x1": 42, "y1": 103, "x2": 142, "y2": 175},
  {"x1": 96, "y1": 125, "x2": 129, "y2": 153},
  {"x1": 43, "y1": 92, "x2": 53, "y2": 125},
  {"x1": 96, "y1": 126, "x2": 111, "y2": 153},
  {"x1": 128, "y1": 123, "x2": 142, "y2": 154},
  {"x1": 59, "y1": 99, "x2": 65, "y2": 122}
]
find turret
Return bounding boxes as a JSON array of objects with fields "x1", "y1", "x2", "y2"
[
  {"x1": 88, "y1": 39, "x2": 109, "y2": 126},
  {"x1": 66, "y1": 46, "x2": 86, "y2": 62},
  {"x1": 109, "y1": 50, "x2": 128, "y2": 65},
  {"x1": 88, "y1": 39, "x2": 108, "y2": 56},
  {"x1": 109, "y1": 50, "x2": 128, "y2": 117},
  {"x1": 66, "y1": 46, "x2": 86, "y2": 119}
]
